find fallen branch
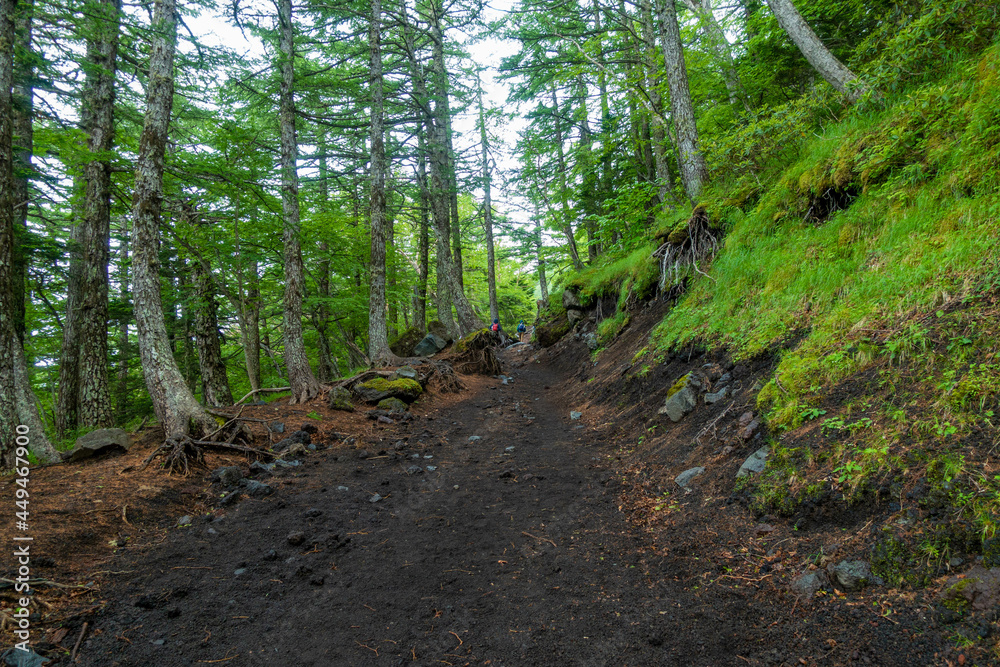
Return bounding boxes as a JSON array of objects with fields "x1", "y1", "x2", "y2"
[
  {"x1": 71, "y1": 621, "x2": 89, "y2": 662},
  {"x1": 234, "y1": 386, "x2": 291, "y2": 406},
  {"x1": 522, "y1": 531, "x2": 557, "y2": 548}
]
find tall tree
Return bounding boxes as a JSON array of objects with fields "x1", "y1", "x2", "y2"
[
  {"x1": 765, "y1": 0, "x2": 862, "y2": 100},
  {"x1": 477, "y1": 70, "x2": 498, "y2": 323},
  {"x1": 0, "y1": 0, "x2": 19, "y2": 467},
  {"x1": 550, "y1": 87, "x2": 584, "y2": 269},
  {"x1": 277, "y1": 0, "x2": 321, "y2": 401},
  {"x1": 367, "y1": 0, "x2": 396, "y2": 365},
  {"x1": 656, "y1": 0, "x2": 706, "y2": 201},
  {"x1": 191, "y1": 259, "x2": 233, "y2": 406},
  {"x1": 131, "y1": 0, "x2": 216, "y2": 441}
]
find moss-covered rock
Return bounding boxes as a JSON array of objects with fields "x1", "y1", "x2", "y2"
[
  {"x1": 354, "y1": 377, "x2": 424, "y2": 403},
  {"x1": 377, "y1": 397, "x2": 408, "y2": 413},
  {"x1": 533, "y1": 301, "x2": 571, "y2": 348},
  {"x1": 390, "y1": 327, "x2": 425, "y2": 357},
  {"x1": 328, "y1": 386, "x2": 355, "y2": 412}
]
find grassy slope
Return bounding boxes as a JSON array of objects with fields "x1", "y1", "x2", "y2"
[{"x1": 551, "y1": 35, "x2": 1000, "y2": 617}]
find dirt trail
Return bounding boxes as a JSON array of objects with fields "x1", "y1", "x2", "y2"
[{"x1": 68, "y1": 351, "x2": 939, "y2": 666}]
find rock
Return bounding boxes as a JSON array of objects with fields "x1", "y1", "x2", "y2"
[
  {"x1": 468, "y1": 436, "x2": 482, "y2": 442},
  {"x1": 674, "y1": 467, "x2": 705, "y2": 489},
  {"x1": 378, "y1": 415, "x2": 393, "y2": 424},
  {"x1": 717, "y1": 372, "x2": 732, "y2": 387},
  {"x1": 737, "y1": 446, "x2": 770, "y2": 478},
  {"x1": 394, "y1": 365, "x2": 418, "y2": 380},
  {"x1": 562, "y1": 289, "x2": 583, "y2": 310},
  {"x1": 354, "y1": 377, "x2": 424, "y2": 403},
  {"x1": 287, "y1": 443, "x2": 308, "y2": 457},
  {"x1": 234, "y1": 568, "x2": 247, "y2": 576},
  {"x1": 583, "y1": 332, "x2": 599, "y2": 350},
  {"x1": 2, "y1": 648, "x2": 51, "y2": 666},
  {"x1": 377, "y1": 397, "x2": 409, "y2": 413},
  {"x1": 790, "y1": 570, "x2": 830, "y2": 602},
  {"x1": 212, "y1": 466, "x2": 244, "y2": 489},
  {"x1": 240, "y1": 479, "x2": 274, "y2": 498},
  {"x1": 304, "y1": 508, "x2": 322, "y2": 518},
  {"x1": 570, "y1": 411, "x2": 582, "y2": 420},
  {"x1": 272, "y1": 437, "x2": 295, "y2": 451},
  {"x1": 328, "y1": 386, "x2": 355, "y2": 412},
  {"x1": 413, "y1": 333, "x2": 448, "y2": 357},
  {"x1": 940, "y1": 566, "x2": 1000, "y2": 611},
  {"x1": 740, "y1": 418, "x2": 761, "y2": 440},
  {"x1": 658, "y1": 372, "x2": 708, "y2": 422},
  {"x1": 739, "y1": 411, "x2": 754, "y2": 426},
  {"x1": 300, "y1": 423, "x2": 318, "y2": 434},
  {"x1": 249, "y1": 461, "x2": 274, "y2": 477},
  {"x1": 566, "y1": 308, "x2": 584, "y2": 326},
  {"x1": 407, "y1": 465, "x2": 423, "y2": 475},
  {"x1": 64, "y1": 428, "x2": 130, "y2": 462},
  {"x1": 827, "y1": 560, "x2": 880, "y2": 592},
  {"x1": 177, "y1": 515, "x2": 193, "y2": 527},
  {"x1": 269, "y1": 422, "x2": 285, "y2": 434},
  {"x1": 705, "y1": 386, "x2": 729, "y2": 404},
  {"x1": 219, "y1": 491, "x2": 240, "y2": 506},
  {"x1": 755, "y1": 523, "x2": 775, "y2": 536},
  {"x1": 369, "y1": 494, "x2": 383, "y2": 503}
]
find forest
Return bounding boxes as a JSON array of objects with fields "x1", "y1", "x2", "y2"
[
  {"x1": 3, "y1": 0, "x2": 1000, "y2": 662},
  {"x1": 3, "y1": 0, "x2": 989, "y2": 466}
]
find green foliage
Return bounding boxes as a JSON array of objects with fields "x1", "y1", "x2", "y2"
[{"x1": 597, "y1": 311, "x2": 630, "y2": 345}]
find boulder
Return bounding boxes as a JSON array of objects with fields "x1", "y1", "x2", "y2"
[
  {"x1": 328, "y1": 387, "x2": 354, "y2": 412},
  {"x1": 562, "y1": 289, "x2": 583, "y2": 310},
  {"x1": 827, "y1": 560, "x2": 880, "y2": 592},
  {"x1": 377, "y1": 397, "x2": 409, "y2": 413},
  {"x1": 413, "y1": 333, "x2": 447, "y2": 357},
  {"x1": 566, "y1": 308, "x2": 584, "y2": 326},
  {"x1": 64, "y1": 428, "x2": 130, "y2": 462},
  {"x1": 212, "y1": 466, "x2": 244, "y2": 489},
  {"x1": 737, "y1": 446, "x2": 770, "y2": 477},
  {"x1": 426, "y1": 320, "x2": 449, "y2": 340},
  {"x1": 658, "y1": 371, "x2": 708, "y2": 422},
  {"x1": 675, "y1": 467, "x2": 705, "y2": 489},
  {"x1": 582, "y1": 332, "x2": 599, "y2": 351},
  {"x1": 389, "y1": 327, "x2": 425, "y2": 357},
  {"x1": 705, "y1": 386, "x2": 729, "y2": 404},
  {"x1": 394, "y1": 366, "x2": 418, "y2": 380},
  {"x1": 940, "y1": 566, "x2": 1000, "y2": 611},
  {"x1": 354, "y1": 377, "x2": 424, "y2": 403}
]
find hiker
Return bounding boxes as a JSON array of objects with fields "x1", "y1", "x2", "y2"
[
  {"x1": 491, "y1": 318, "x2": 502, "y2": 334},
  {"x1": 516, "y1": 319, "x2": 527, "y2": 342}
]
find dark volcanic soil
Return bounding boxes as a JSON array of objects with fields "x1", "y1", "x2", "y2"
[{"x1": 5, "y1": 346, "x2": 954, "y2": 666}]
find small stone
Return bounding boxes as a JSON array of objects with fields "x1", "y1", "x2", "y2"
[
  {"x1": 505, "y1": 446, "x2": 515, "y2": 452},
  {"x1": 304, "y1": 508, "x2": 322, "y2": 518},
  {"x1": 704, "y1": 386, "x2": 729, "y2": 404},
  {"x1": 240, "y1": 479, "x2": 274, "y2": 498},
  {"x1": 369, "y1": 494, "x2": 383, "y2": 503},
  {"x1": 426, "y1": 466, "x2": 437, "y2": 472},
  {"x1": 234, "y1": 568, "x2": 247, "y2": 576},
  {"x1": 207, "y1": 528, "x2": 218, "y2": 535},
  {"x1": 262, "y1": 550, "x2": 278, "y2": 561},
  {"x1": 827, "y1": 560, "x2": 880, "y2": 591},
  {"x1": 737, "y1": 446, "x2": 770, "y2": 478},
  {"x1": 469, "y1": 436, "x2": 482, "y2": 442},
  {"x1": 357, "y1": 449, "x2": 371, "y2": 459},
  {"x1": 570, "y1": 411, "x2": 582, "y2": 420},
  {"x1": 300, "y1": 423, "x2": 318, "y2": 434},
  {"x1": 177, "y1": 515, "x2": 193, "y2": 527},
  {"x1": 269, "y1": 422, "x2": 285, "y2": 434},
  {"x1": 287, "y1": 531, "x2": 306, "y2": 546},
  {"x1": 756, "y1": 523, "x2": 775, "y2": 536},
  {"x1": 307, "y1": 444, "x2": 317, "y2": 451},
  {"x1": 336, "y1": 486, "x2": 349, "y2": 492},
  {"x1": 674, "y1": 467, "x2": 705, "y2": 489},
  {"x1": 378, "y1": 416, "x2": 393, "y2": 424},
  {"x1": 150, "y1": 639, "x2": 165, "y2": 646},
  {"x1": 739, "y1": 411, "x2": 754, "y2": 426},
  {"x1": 790, "y1": 570, "x2": 830, "y2": 602},
  {"x1": 407, "y1": 466, "x2": 423, "y2": 475},
  {"x1": 453, "y1": 485, "x2": 459, "y2": 490}
]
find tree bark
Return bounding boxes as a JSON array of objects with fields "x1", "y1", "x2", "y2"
[
  {"x1": 233, "y1": 217, "x2": 261, "y2": 391},
  {"x1": 656, "y1": 0, "x2": 707, "y2": 201},
  {"x1": 477, "y1": 71, "x2": 498, "y2": 323},
  {"x1": 414, "y1": 131, "x2": 429, "y2": 333},
  {"x1": 192, "y1": 260, "x2": 233, "y2": 407},
  {"x1": 277, "y1": 0, "x2": 320, "y2": 402},
  {"x1": 76, "y1": 0, "x2": 120, "y2": 428},
  {"x1": 765, "y1": 0, "x2": 861, "y2": 100},
  {"x1": 314, "y1": 142, "x2": 337, "y2": 381},
  {"x1": 535, "y1": 214, "x2": 549, "y2": 309},
  {"x1": 115, "y1": 218, "x2": 129, "y2": 420},
  {"x1": 367, "y1": 0, "x2": 395, "y2": 366},
  {"x1": 131, "y1": 0, "x2": 216, "y2": 440},
  {"x1": 14, "y1": 342, "x2": 58, "y2": 462},
  {"x1": 55, "y1": 220, "x2": 81, "y2": 437},
  {"x1": 641, "y1": 0, "x2": 671, "y2": 205},
  {"x1": 427, "y1": 0, "x2": 482, "y2": 336},
  {"x1": 11, "y1": 0, "x2": 31, "y2": 341},
  {"x1": 0, "y1": 0, "x2": 19, "y2": 466}
]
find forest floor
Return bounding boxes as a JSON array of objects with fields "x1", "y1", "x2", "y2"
[{"x1": 0, "y1": 329, "x2": 969, "y2": 666}]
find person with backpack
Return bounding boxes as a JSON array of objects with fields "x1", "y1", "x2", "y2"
[
  {"x1": 491, "y1": 318, "x2": 501, "y2": 334},
  {"x1": 516, "y1": 319, "x2": 527, "y2": 342}
]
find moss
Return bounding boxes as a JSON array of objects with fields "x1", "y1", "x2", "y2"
[
  {"x1": 454, "y1": 328, "x2": 494, "y2": 353},
  {"x1": 377, "y1": 397, "x2": 408, "y2": 413},
  {"x1": 665, "y1": 373, "x2": 691, "y2": 399},
  {"x1": 357, "y1": 378, "x2": 423, "y2": 402}
]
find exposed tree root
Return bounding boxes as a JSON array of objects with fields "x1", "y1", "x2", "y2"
[
  {"x1": 653, "y1": 205, "x2": 721, "y2": 291},
  {"x1": 137, "y1": 418, "x2": 259, "y2": 476}
]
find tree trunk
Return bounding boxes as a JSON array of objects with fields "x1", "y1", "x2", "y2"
[
  {"x1": 656, "y1": 0, "x2": 707, "y2": 202},
  {"x1": 278, "y1": 0, "x2": 320, "y2": 402},
  {"x1": 115, "y1": 218, "x2": 129, "y2": 420},
  {"x1": 550, "y1": 87, "x2": 584, "y2": 270},
  {"x1": 14, "y1": 342, "x2": 58, "y2": 462},
  {"x1": 11, "y1": 0, "x2": 32, "y2": 341},
  {"x1": 314, "y1": 143, "x2": 336, "y2": 381},
  {"x1": 0, "y1": 0, "x2": 19, "y2": 466},
  {"x1": 535, "y1": 214, "x2": 549, "y2": 309},
  {"x1": 233, "y1": 217, "x2": 261, "y2": 391},
  {"x1": 367, "y1": 0, "x2": 395, "y2": 366},
  {"x1": 444, "y1": 94, "x2": 463, "y2": 292},
  {"x1": 131, "y1": 0, "x2": 216, "y2": 440},
  {"x1": 55, "y1": 220, "x2": 81, "y2": 437},
  {"x1": 428, "y1": 0, "x2": 482, "y2": 336},
  {"x1": 76, "y1": 0, "x2": 120, "y2": 428},
  {"x1": 477, "y1": 71, "x2": 498, "y2": 322},
  {"x1": 192, "y1": 261, "x2": 233, "y2": 407},
  {"x1": 765, "y1": 0, "x2": 861, "y2": 100},
  {"x1": 414, "y1": 131, "x2": 429, "y2": 333},
  {"x1": 641, "y1": 0, "x2": 671, "y2": 205}
]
